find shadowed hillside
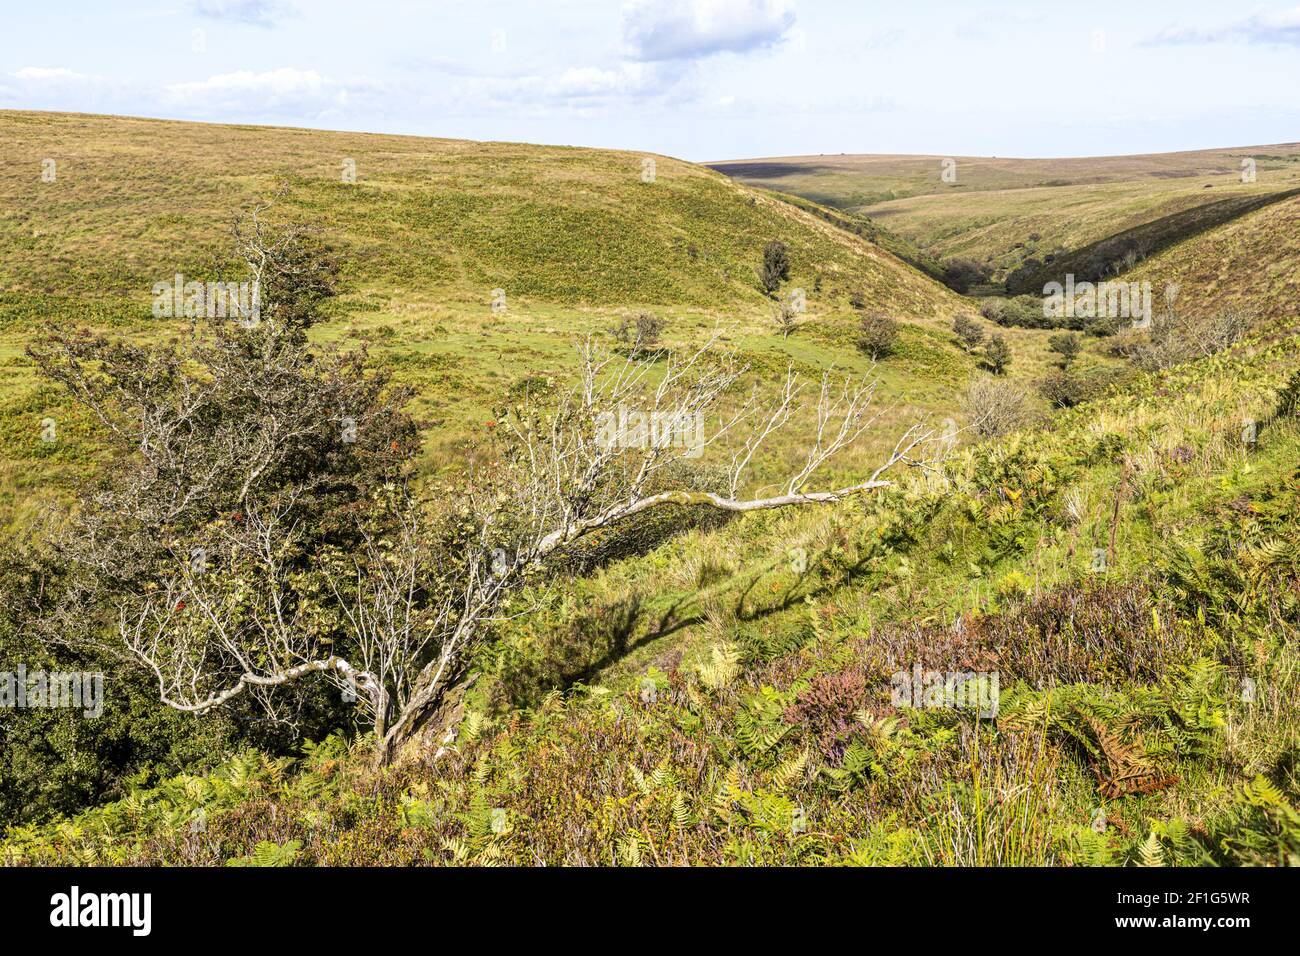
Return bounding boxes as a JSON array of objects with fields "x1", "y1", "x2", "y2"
[
  {"x1": 712, "y1": 145, "x2": 1300, "y2": 281},
  {"x1": 1125, "y1": 193, "x2": 1300, "y2": 323}
]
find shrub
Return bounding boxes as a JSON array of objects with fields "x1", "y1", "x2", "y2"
[
  {"x1": 0, "y1": 543, "x2": 259, "y2": 827},
  {"x1": 963, "y1": 375, "x2": 1031, "y2": 438},
  {"x1": 942, "y1": 258, "x2": 994, "y2": 294},
  {"x1": 982, "y1": 294, "x2": 1103, "y2": 333},
  {"x1": 1038, "y1": 369, "x2": 1094, "y2": 409},
  {"x1": 1047, "y1": 331, "x2": 1082, "y2": 367},
  {"x1": 782, "y1": 669, "x2": 869, "y2": 755},
  {"x1": 953, "y1": 314, "x2": 985, "y2": 352},
  {"x1": 1277, "y1": 370, "x2": 1300, "y2": 419},
  {"x1": 857, "y1": 313, "x2": 899, "y2": 360},
  {"x1": 983, "y1": 334, "x2": 1012, "y2": 375},
  {"x1": 1004, "y1": 258, "x2": 1042, "y2": 292},
  {"x1": 773, "y1": 297, "x2": 799, "y2": 339},
  {"x1": 760, "y1": 240, "x2": 790, "y2": 295},
  {"x1": 612, "y1": 311, "x2": 667, "y2": 354},
  {"x1": 1118, "y1": 309, "x2": 1254, "y2": 371}
]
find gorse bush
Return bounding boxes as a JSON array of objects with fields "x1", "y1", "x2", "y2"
[
  {"x1": 760, "y1": 240, "x2": 791, "y2": 295},
  {"x1": 953, "y1": 314, "x2": 985, "y2": 352}
]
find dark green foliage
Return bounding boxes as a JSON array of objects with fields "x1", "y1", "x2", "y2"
[
  {"x1": 981, "y1": 295, "x2": 1103, "y2": 332},
  {"x1": 953, "y1": 314, "x2": 985, "y2": 351},
  {"x1": 760, "y1": 240, "x2": 791, "y2": 295},
  {"x1": 1047, "y1": 331, "x2": 1083, "y2": 367},
  {"x1": 983, "y1": 334, "x2": 1012, "y2": 375},
  {"x1": 17, "y1": 221, "x2": 420, "y2": 791},
  {"x1": 941, "y1": 258, "x2": 993, "y2": 294},
  {"x1": 1278, "y1": 370, "x2": 1300, "y2": 419},
  {"x1": 1038, "y1": 369, "x2": 1097, "y2": 408},
  {"x1": 857, "y1": 313, "x2": 899, "y2": 360},
  {"x1": 0, "y1": 544, "x2": 233, "y2": 826}
]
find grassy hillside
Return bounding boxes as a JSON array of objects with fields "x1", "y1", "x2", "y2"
[
  {"x1": 1, "y1": 113, "x2": 967, "y2": 312},
  {"x1": 2, "y1": 113, "x2": 1298, "y2": 868},
  {"x1": 712, "y1": 146, "x2": 1300, "y2": 281},
  {"x1": 710, "y1": 146, "x2": 1300, "y2": 207},
  {"x1": 0, "y1": 110, "x2": 987, "y2": 526},
  {"x1": 0, "y1": 114, "x2": 1131, "y2": 547},
  {"x1": 6, "y1": 327, "x2": 1298, "y2": 866},
  {"x1": 757, "y1": 189, "x2": 948, "y2": 282},
  {"x1": 1124, "y1": 194, "x2": 1300, "y2": 323},
  {"x1": 1004, "y1": 188, "x2": 1300, "y2": 294}
]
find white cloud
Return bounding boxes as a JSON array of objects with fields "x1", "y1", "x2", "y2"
[
  {"x1": 451, "y1": 62, "x2": 688, "y2": 116},
  {"x1": 702, "y1": 90, "x2": 894, "y2": 118},
  {"x1": 12, "y1": 67, "x2": 96, "y2": 82},
  {"x1": 194, "y1": 0, "x2": 296, "y2": 27},
  {"x1": 621, "y1": 0, "x2": 796, "y2": 61},
  {"x1": 162, "y1": 68, "x2": 383, "y2": 117},
  {"x1": 0, "y1": 66, "x2": 118, "y2": 110},
  {"x1": 1145, "y1": 6, "x2": 1300, "y2": 46},
  {"x1": 954, "y1": 11, "x2": 1043, "y2": 40},
  {"x1": 530, "y1": 64, "x2": 661, "y2": 99}
]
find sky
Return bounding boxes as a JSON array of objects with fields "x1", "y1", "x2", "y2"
[{"x1": 2, "y1": 0, "x2": 1299, "y2": 161}]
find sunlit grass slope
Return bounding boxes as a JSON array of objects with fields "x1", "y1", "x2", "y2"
[
  {"x1": 0, "y1": 111, "x2": 1001, "y2": 527},
  {"x1": 712, "y1": 145, "x2": 1300, "y2": 279},
  {"x1": 7, "y1": 327, "x2": 1298, "y2": 866}
]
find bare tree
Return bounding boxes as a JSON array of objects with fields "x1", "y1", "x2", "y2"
[
  {"x1": 1117, "y1": 308, "x2": 1254, "y2": 371},
  {"x1": 342, "y1": 333, "x2": 939, "y2": 764},
  {"x1": 774, "y1": 297, "x2": 800, "y2": 339},
  {"x1": 37, "y1": 217, "x2": 941, "y2": 768}
]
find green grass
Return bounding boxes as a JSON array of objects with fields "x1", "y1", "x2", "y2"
[
  {"x1": 1126, "y1": 194, "x2": 1300, "y2": 323},
  {"x1": 712, "y1": 145, "x2": 1300, "y2": 280},
  {"x1": 2, "y1": 112, "x2": 1298, "y2": 867},
  {"x1": 5, "y1": 327, "x2": 1298, "y2": 866},
  {"x1": 3, "y1": 110, "x2": 1083, "y2": 530},
  {"x1": 1005, "y1": 187, "x2": 1300, "y2": 294}
]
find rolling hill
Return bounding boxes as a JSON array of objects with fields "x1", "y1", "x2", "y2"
[
  {"x1": 1002, "y1": 187, "x2": 1300, "y2": 295},
  {"x1": 1, "y1": 111, "x2": 965, "y2": 314},
  {"x1": 1124, "y1": 192, "x2": 1300, "y2": 323},
  {"x1": 0, "y1": 110, "x2": 989, "y2": 526},
  {"x1": 6, "y1": 310, "x2": 1299, "y2": 866},
  {"x1": 2, "y1": 113, "x2": 1298, "y2": 869},
  {"x1": 711, "y1": 145, "x2": 1300, "y2": 281}
]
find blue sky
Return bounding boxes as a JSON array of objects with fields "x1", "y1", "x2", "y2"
[{"x1": 3, "y1": 0, "x2": 1299, "y2": 161}]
